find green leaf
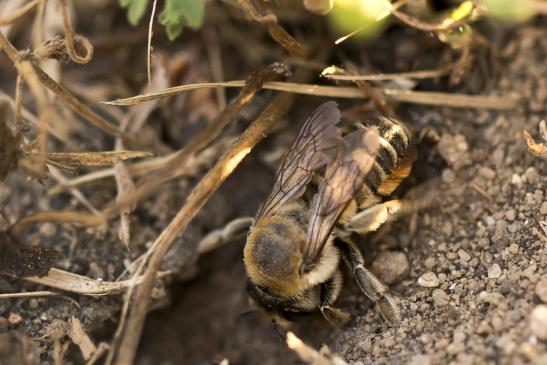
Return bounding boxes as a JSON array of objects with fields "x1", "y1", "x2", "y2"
[
  {"x1": 159, "y1": 0, "x2": 205, "y2": 41},
  {"x1": 119, "y1": 0, "x2": 149, "y2": 25}
]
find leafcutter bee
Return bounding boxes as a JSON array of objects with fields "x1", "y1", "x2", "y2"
[{"x1": 244, "y1": 101, "x2": 416, "y2": 326}]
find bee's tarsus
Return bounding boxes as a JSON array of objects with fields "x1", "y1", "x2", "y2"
[{"x1": 336, "y1": 237, "x2": 401, "y2": 325}]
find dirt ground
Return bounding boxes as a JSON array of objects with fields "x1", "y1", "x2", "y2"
[{"x1": 0, "y1": 4, "x2": 545, "y2": 365}]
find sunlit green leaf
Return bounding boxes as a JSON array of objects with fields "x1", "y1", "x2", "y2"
[
  {"x1": 119, "y1": 0, "x2": 149, "y2": 25},
  {"x1": 159, "y1": 0, "x2": 205, "y2": 41}
]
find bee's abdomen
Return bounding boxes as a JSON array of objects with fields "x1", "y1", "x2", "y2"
[{"x1": 358, "y1": 116, "x2": 414, "y2": 198}]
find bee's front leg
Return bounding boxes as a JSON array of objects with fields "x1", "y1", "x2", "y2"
[
  {"x1": 335, "y1": 238, "x2": 400, "y2": 324},
  {"x1": 319, "y1": 269, "x2": 350, "y2": 326}
]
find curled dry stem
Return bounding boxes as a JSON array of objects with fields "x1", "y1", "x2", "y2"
[
  {"x1": 58, "y1": 0, "x2": 94, "y2": 64},
  {"x1": 388, "y1": 1, "x2": 477, "y2": 32}
]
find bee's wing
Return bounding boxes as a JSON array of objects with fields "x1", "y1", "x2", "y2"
[
  {"x1": 256, "y1": 101, "x2": 341, "y2": 220},
  {"x1": 303, "y1": 127, "x2": 380, "y2": 266}
]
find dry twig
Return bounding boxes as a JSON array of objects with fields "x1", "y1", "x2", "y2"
[
  {"x1": 286, "y1": 332, "x2": 348, "y2": 365},
  {"x1": 0, "y1": 0, "x2": 41, "y2": 26}
]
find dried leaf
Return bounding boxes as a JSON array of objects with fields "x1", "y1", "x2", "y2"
[
  {"x1": 524, "y1": 129, "x2": 547, "y2": 159},
  {"x1": 0, "y1": 231, "x2": 61, "y2": 277},
  {"x1": 46, "y1": 150, "x2": 153, "y2": 167}
]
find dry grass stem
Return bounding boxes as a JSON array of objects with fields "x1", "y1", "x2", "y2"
[
  {"x1": 0, "y1": 30, "x2": 52, "y2": 176},
  {"x1": 48, "y1": 166, "x2": 101, "y2": 215},
  {"x1": 11, "y1": 211, "x2": 107, "y2": 236},
  {"x1": 104, "y1": 64, "x2": 286, "y2": 222},
  {"x1": 0, "y1": 290, "x2": 59, "y2": 299},
  {"x1": 48, "y1": 141, "x2": 224, "y2": 195},
  {"x1": 237, "y1": 0, "x2": 307, "y2": 57},
  {"x1": 106, "y1": 80, "x2": 520, "y2": 110},
  {"x1": 58, "y1": 0, "x2": 93, "y2": 64},
  {"x1": 322, "y1": 65, "x2": 453, "y2": 81},
  {"x1": 146, "y1": 0, "x2": 159, "y2": 85},
  {"x1": 328, "y1": 64, "x2": 394, "y2": 116},
  {"x1": 45, "y1": 151, "x2": 153, "y2": 167},
  {"x1": 0, "y1": 91, "x2": 70, "y2": 143},
  {"x1": 205, "y1": 28, "x2": 226, "y2": 109},
  {"x1": 286, "y1": 332, "x2": 348, "y2": 365},
  {"x1": 67, "y1": 316, "x2": 96, "y2": 361},
  {"x1": 0, "y1": 0, "x2": 40, "y2": 26},
  {"x1": 23, "y1": 268, "x2": 147, "y2": 295},
  {"x1": 31, "y1": 64, "x2": 138, "y2": 145},
  {"x1": 197, "y1": 216, "x2": 254, "y2": 254}
]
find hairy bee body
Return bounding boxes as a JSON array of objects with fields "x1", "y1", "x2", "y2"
[{"x1": 244, "y1": 102, "x2": 416, "y2": 325}]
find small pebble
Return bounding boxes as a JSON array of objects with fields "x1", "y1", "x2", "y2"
[
  {"x1": 488, "y1": 264, "x2": 502, "y2": 279},
  {"x1": 530, "y1": 305, "x2": 547, "y2": 340},
  {"x1": 479, "y1": 167, "x2": 496, "y2": 180},
  {"x1": 29, "y1": 298, "x2": 39, "y2": 309},
  {"x1": 478, "y1": 291, "x2": 505, "y2": 306},
  {"x1": 418, "y1": 272, "x2": 440, "y2": 288},
  {"x1": 7, "y1": 312, "x2": 22, "y2": 327},
  {"x1": 536, "y1": 278, "x2": 547, "y2": 303},
  {"x1": 540, "y1": 202, "x2": 547, "y2": 215},
  {"x1": 0, "y1": 317, "x2": 8, "y2": 333},
  {"x1": 505, "y1": 209, "x2": 516, "y2": 221},
  {"x1": 409, "y1": 354, "x2": 430, "y2": 365},
  {"x1": 508, "y1": 243, "x2": 519, "y2": 255},
  {"x1": 511, "y1": 174, "x2": 523, "y2": 186},
  {"x1": 370, "y1": 251, "x2": 409, "y2": 285},
  {"x1": 457, "y1": 249, "x2": 471, "y2": 262},
  {"x1": 424, "y1": 257, "x2": 436, "y2": 270},
  {"x1": 523, "y1": 167, "x2": 539, "y2": 184},
  {"x1": 432, "y1": 289, "x2": 449, "y2": 306},
  {"x1": 441, "y1": 169, "x2": 456, "y2": 183},
  {"x1": 39, "y1": 222, "x2": 56, "y2": 238},
  {"x1": 46, "y1": 319, "x2": 68, "y2": 341}
]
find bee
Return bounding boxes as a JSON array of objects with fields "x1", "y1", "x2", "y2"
[{"x1": 244, "y1": 101, "x2": 416, "y2": 326}]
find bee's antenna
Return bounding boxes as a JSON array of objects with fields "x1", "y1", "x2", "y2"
[
  {"x1": 271, "y1": 319, "x2": 285, "y2": 342},
  {"x1": 236, "y1": 308, "x2": 256, "y2": 320}
]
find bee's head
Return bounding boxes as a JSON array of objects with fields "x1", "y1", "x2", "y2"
[
  {"x1": 246, "y1": 281, "x2": 315, "y2": 325},
  {"x1": 244, "y1": 216, "x2": 308, "y2": 296}
]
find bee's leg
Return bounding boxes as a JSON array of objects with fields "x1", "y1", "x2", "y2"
[
  {"x1": 344, "y1": 199, "x2": 424, "y2": 234},
  {"x1": 319, "y1": 269, "x2": 350, "y2": 326},
  {"x1": 335, "y1": 237, "x2": 400, "y2": 324}
]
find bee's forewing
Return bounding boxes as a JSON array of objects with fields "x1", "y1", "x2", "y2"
[
  {"x1": 255, "y1": 101, "x2": 342, "y2": 220},
  {"x1": 303, "y1": 127, "x2": 380, "y2": 266}
]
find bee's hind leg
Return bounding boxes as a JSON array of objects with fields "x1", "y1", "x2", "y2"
[
  {"x1": 335, "y1": 237, "x2": 400, "y2": 324},
  {"x1": 319, "y1": 269, "x2": 350, "y2": 326},
  {"x1": 345, "y1": 199, "x2": 416, "y2": 234}
]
